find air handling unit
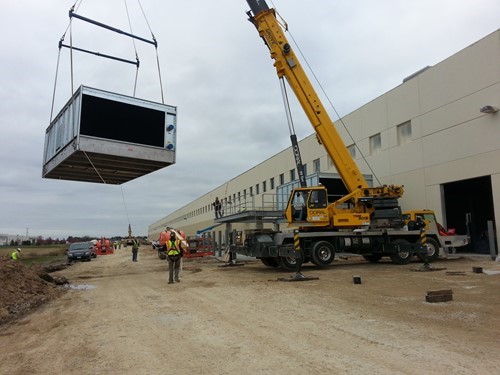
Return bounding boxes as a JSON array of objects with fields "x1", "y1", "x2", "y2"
[{"x1": 42, "y1": 85, "x2": 177, "y2": 184}]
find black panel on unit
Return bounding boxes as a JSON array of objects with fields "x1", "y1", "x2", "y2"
[{"x1": 80, "y1": 94, "x2": 165, "y2": 148}]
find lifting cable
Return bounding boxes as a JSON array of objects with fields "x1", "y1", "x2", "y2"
[
  {"x1": 50, "y1": 0, "x2": 165, "y2": 119},
  {"x1": 49, "y1": 0, "x2": 163, "y2": 233},
  {"x1": 279, "y1": 78, "x2": 307, "y2": 187},
  {"x1": 137, "y1": 0, "x2": 165, "y2": 103},
  {"x1": 83, "y1": 149, "x2": 132, "y2": 230},
  {"x1": 50, "y1": 0, "x2": 84, "y2": 122},
  {"x1": 123, "y1": 0, "x2": 140, "y2": 96},
  {"x1": 120, "y1": 185, "x2": 132, "y2": 231},
  {"x1": 66, "y1": 8, "x2": 146, "y2": 98},
  {"x1": 49, "y1": 47, "x2": 62, "y2": 122},
  {"x1": 279, "y1": 79, "x2": 296, "y2": 136},
  {"x1": 274, "y1": 2, "x2": 382, "y2": 186},
  {"x1": 83, "y1": 150, "x2": 106, "y2": 184},
  {"x1": 69, "y1": 13, "x2": 75, "y2": 96},
  {"x1": 83, "y1": 148, "x2": 132, "y2": 231}
]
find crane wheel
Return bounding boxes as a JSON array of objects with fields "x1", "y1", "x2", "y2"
[
  {"x1": 389, "y1": 239, "x2": 413, "y2": 265},
  {"x1": 277, "y1": 252, "x2": 304, "y2": 271},
  {"x1": 417, "y1": 237, "x2": 440, "y2": 262},
  {"x1": 261, "y1": 257, "x2": 279, "y2": 268},
  {"x1": 310, "y1": 241, "x2": 335, "y2": 267}
]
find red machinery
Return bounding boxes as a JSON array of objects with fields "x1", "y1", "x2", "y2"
[
  {"x1": 96, "y1": 237, "x2": 115, "y2": 255},
  {"x1": 185, "y1": 235, "x2": 214, "y2": 258}
]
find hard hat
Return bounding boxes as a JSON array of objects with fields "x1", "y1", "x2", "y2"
[{"x1": 17, "y1": 248, "x2": 21, "y2": 252}]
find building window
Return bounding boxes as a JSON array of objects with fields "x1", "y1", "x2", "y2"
[
  {"x1": 347, "y1": 144, "x2": 356, "y2": 159},
  {"x1": 256, "y1": 183, "x2": 260, "y2": 195},
  {"x1": 270, "y1": 177, "x2": 275, "y2": 190},
  {"x1": 397, "y1": 121, "x2": 412, "y2": 145},
  {"x1": 303, "y1": 164, "x2": 307, "y2": 177},
  {"x1": 262, "y1": 181, "x2": 267, "y2": 193},
  {"x1": 313, "y1": 158, "x2": 320, "y2": 173},
  {"x1": 327, "y1": 156, "x2": 334, "y2": 169},
  {"x1": 243, "y1": 189, "x2": 246, "y2": 198},
  {"x1": 369, "y1": 133, "x2": 381, "y2": 155},
  {"x1": 290, "y1": 169, "x2": 295, "y2": 182},
  {"x1": 238, "y1": 192, "x2": 241, "y2": 202},
  {"x1": 250, "y1": 186, "x2": 253, "y2": 196},
  {"x1": 279, "y1": 173, "x2": 284, "y2": 185}
]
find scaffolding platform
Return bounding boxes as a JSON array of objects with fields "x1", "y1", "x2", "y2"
[{"x1": 43, "y1": 86, "x2": 177, "y2": 184}]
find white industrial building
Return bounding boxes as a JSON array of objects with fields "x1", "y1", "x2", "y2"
[
  {"x1": 0, "y1": 234, "x2": 36, "y2": 246},
  {"x1": 149, "y1": 29, "x2": 500, "y2": 255}
]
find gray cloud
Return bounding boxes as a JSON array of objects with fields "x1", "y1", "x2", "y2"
[{"x1": 1, "y1": 0, "x2": 499, "y2": 238}]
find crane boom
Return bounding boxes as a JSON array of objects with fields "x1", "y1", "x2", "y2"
[
  {"x1": 246, "y1": 0, "x2": 404, "y2": 229},
  {"x1": 246, "y1": 2, "x2": 366, "y2": 193}
]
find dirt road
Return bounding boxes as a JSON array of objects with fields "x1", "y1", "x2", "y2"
[{"x1": 1, "y1": 246, "x2": 499, "y2": 374}]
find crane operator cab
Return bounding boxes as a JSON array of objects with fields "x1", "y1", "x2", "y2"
[{"x1": 285, "y1": 187, "x2": 329, "y2": 226}]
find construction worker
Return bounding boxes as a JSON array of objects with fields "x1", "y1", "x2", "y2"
[
  {"x1": 131, "y1": 237, "x2": 139, "y2": 262},
  {"x1": 167, "y1": 231, "x2": 183, "y2": 284},
  {"x1": 294, "y1": 192, "x2": 306, "y2": 221},
  {"x1": 11, "y1": 248, "x2": 21, "y2": 261},
  {"x1": 213, "y1": 197, "x2": 222, "y2": 218}
]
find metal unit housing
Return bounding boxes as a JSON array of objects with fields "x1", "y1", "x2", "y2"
[{"x1": 43, "y1": 86, "x2": 177, "y2": 184}]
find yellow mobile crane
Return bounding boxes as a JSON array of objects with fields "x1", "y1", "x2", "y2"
[
  {"x1": 237, "y1": 1, "x2": 468, "y2": 270},
  {"x1": 246, "y1": 0, "x2": 404, "y2": 229}
]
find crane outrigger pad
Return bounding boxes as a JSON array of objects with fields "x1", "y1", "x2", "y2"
[
  {"x1": 410, "y1": 264, "x2": 447, "y2": 272},
  {"x1": 43, "y1": 86, "x2": 177, "y2": 184}
]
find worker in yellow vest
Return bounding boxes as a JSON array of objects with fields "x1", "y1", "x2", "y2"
[
  {"x1": 11, "y1": 248, "x2": 21, "y2": 261},
  {"x1": 167, "y1": 231, "x2": 183, "y2": 284},
  {"x1": 131, "y1": 238, "x2": 139, "y2": 262}
]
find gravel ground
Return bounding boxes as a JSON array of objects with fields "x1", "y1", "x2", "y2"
[{"x1": 0, "y1": 247, "x2": 499, "y2": 374}]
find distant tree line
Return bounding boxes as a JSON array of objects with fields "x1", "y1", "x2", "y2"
[{"x1": 4, "y1": 235, "x2": 147, "y2": 247}]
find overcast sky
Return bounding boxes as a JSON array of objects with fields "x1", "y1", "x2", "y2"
[{"x1": 1, "y1": 0, "x2": 499, "y2": 240}]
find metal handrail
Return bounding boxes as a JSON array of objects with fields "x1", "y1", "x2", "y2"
[{"x1": 221, "y1": 192, "x2": 288, "y2": 216}]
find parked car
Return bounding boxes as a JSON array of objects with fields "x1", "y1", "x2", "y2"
[
  {"x1": 67, "y1": 242, "x2": 93, "y2": 262},
  {"x1": 90, "y1": 243, "x2": 97, "y2": 258}
]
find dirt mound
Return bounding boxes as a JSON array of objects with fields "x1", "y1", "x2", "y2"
[{"x1": 0, "y1": 260, "x2": 67, "y2": 326}]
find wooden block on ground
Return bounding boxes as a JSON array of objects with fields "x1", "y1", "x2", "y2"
[
  {"x1": 426, "y1": 294, "x2": 453, "y2": 303},
  {"x1": 426, "y1": 289, "x2": 453, "y2": 296},
  {"x1": 426, "y1": 289, "x2": 453, "y2": 303}
]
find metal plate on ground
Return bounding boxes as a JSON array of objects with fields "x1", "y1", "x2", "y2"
[{"x1": 277, "y1": 272, "x2": 319, "y2": 282}]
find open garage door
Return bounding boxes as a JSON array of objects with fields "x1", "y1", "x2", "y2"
[{"x1": 443, "y1": 176, "x2": 495, "y2": 254}]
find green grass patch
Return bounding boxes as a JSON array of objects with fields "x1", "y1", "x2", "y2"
[
  {"x1": 1, "y1": 244, "x2": 68, "y2": 265},
  {"x1": 22, "y1": 253, "x2": 69, "y2": 266}
]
